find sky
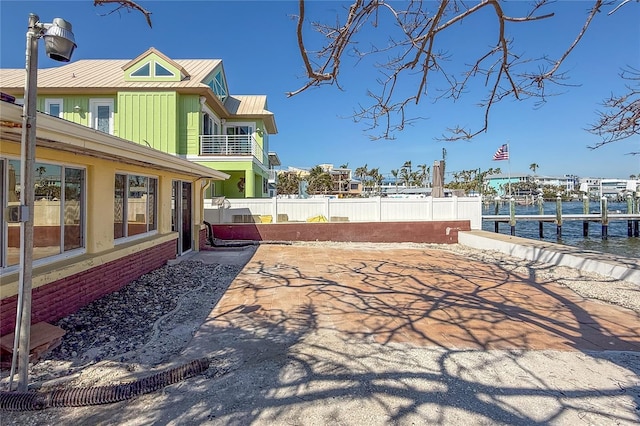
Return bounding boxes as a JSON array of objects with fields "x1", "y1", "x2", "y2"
[{"x1": 1, "y1": 0, "x2": 639, "y2": 180}]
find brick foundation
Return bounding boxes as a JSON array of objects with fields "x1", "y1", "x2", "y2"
[
  {"x1": 210, "y1": 221, "x2": 470, "y2": 244},
  {"x1": 199, "y1": 227, "x2": 209, "y2": 249},
  {"x1": 0, "y1": 240, "x2": 176, "y2": 336}
]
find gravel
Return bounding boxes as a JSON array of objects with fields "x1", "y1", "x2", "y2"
[{"x1": 1, "y1": 260, "x2": 242, "y2": 390}]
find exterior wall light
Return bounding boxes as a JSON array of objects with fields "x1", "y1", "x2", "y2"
[{"x1": 10, "y1": 13, "x2": 77, "y2": 393}]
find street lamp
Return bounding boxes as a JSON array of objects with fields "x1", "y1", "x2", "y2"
[{"x1": 9, "y1": 13, "x2": 76, "y2": 392}]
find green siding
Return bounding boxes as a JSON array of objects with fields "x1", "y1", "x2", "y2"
[
  {"x1": 197, "y1": 160, "x2": 268, "y2": 198},
  {"x1": 37, "y1": 96, "x2": 93, "y2": 128},
  {"x1": 177, "y1": 94, "x2": 201, "y2": 156},
  {"x1": 117, "y1": 92, "x2": 177, "y2": 153}
]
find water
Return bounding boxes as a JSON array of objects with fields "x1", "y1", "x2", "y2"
[{"x1": 482, "y1": 201, "x2": 639, "y2": 259}]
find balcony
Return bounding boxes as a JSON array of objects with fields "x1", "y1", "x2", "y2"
[{"x1": 200, "y1": 135, "x2": 266, "y2": 164}]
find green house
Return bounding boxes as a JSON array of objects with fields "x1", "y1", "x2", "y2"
[{"x1": 0, "y1": 47, "x2": 279, "y2": 198}]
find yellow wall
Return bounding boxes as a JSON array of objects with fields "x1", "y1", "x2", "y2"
[{"x1": 1, "y1": 137, "x2": 207, "y2": 299}]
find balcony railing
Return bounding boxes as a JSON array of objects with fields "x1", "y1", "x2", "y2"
[{"x1": 200, "y1": 135, "x2": 266, "y2": 164}]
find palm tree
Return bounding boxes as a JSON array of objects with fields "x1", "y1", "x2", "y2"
[
  {"x1": 399, "y1": 167, "x2": 412, "y2": 187},
  {"x1": 354, "y1": 164, "x2": 369, "y2": 194},
  {"x1": 417, "y1": 164, "x2": 430, "y2": 187},
  {"x1": 368, "y1": 168, "x2": 381, "y2": 194},
  {"x1": 529, "y1": 163, "x2": 539, "y2": 175},
  {"x1": 390, "y1": 169, "x2": 399, "y2": 193},
  {"x1": 307, "y1": 165, "x2": 333, "y2": 194}
]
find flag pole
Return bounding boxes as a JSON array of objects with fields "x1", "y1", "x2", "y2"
[{"x1": 507, "y1": 142, "x2": 511, "y2": 197}]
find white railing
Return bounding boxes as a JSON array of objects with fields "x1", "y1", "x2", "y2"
[
  {"x1": 204, "y1": 196, "x2": 483, "y2": 229},
  {"x1": 200, "y1": 135, "x2": 266, "y2": 163}
]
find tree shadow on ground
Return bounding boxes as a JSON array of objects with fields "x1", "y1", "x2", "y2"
[{"x1": 4, "y1": 244, "x2": 639, "y2": 425}]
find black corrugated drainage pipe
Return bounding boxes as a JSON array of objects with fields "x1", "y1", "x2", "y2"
[
  {"x1": 203, "y1": 221, "x2": 291, "y2": 247},
  {"x1": 0, "y1": 358, "x2": 209, "y2": 411}
]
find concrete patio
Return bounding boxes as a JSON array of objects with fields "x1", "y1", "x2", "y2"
[{"x1": 198, "y1": 243, "x2": 640, "y2": 352}]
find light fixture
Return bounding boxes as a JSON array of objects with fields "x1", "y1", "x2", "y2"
[
  {"x1": 42, "y1": 17, "x2": 76, "y2": 62},
  {"x1": 73, "y1": 105, "x2": 82, "y2": 112},
  {"x1": 10, "y1": 13, "x2": 76, "y2": 393}
]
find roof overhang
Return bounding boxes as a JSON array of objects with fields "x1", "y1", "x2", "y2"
[
  {"x1": 268, "y1": 152, "x2": 281, "y2": 167},
  {"x1": 0, "y1": 102, "x2": 229, "y2": 181}
]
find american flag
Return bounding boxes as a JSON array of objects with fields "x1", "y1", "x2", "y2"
[{"x1": 492, "y1": 144, "x2": 509, "y2": 161}]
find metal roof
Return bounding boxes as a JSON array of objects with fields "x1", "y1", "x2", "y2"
[{"x1": 0, "y1": 48, "x2": 277, "y2": 133}]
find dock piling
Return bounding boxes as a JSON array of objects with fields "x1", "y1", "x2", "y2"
[
  {"x1": 555, "y1": 195, "x2": 562, "y2": 237},
  {"x1": 601, "y1": 197, "x2": 608, "y2": 240},
  {"x1": 582, "y1": 195, "x2": 589, "y2": 237}
]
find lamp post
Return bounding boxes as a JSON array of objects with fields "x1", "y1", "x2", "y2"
[{"x1": 9, "y1": 13, "x2": 76, "y2": 392}]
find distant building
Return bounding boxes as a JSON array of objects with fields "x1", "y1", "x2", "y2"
[
  {"x1": 579, "y1": 177, "x2": 640, "y2": 199},
  {"x1": 283, "y1": 164, "x2": 362, "y2": 197}
]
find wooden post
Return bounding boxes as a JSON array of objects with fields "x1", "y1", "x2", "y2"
[
  {"x1": 628, "y1": 194, "x2": 634, "y2": 237},
  {"x1": 635, "y1": 193, "x2": 639, "y2": 237},
  {"x1": 583, "y1": 195, "x2": 589, "y2": 237},
  {"x1": 537, "y1": 195, "x2": 544, "y2": 238},
  {"x1": 509, "y1": 197, "x2": 516, "y2": 236},
  {"x1": 601, "y1": 197, "x2": 608, "y2": 240},
  {"x1": 494, "y1": 197, "x2": 500, "y2": 233},
  {"x1": 555, "y1": 195, "x2": 562, "y2": 237}
]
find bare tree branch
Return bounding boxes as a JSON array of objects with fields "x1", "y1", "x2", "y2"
[
  {"x1": 94, "y1": 0, "x2": 153, "y2": 28},
  {"x1": 587, "y1": 67, "x2": 640, "y2": 154},
  {"x1": 287, "y1": 0, "x2": 635, "y2": 144}
]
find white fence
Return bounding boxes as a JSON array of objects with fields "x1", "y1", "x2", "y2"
[{"x1": 204, "y1": 197, "x2": 483, "y2": 229}]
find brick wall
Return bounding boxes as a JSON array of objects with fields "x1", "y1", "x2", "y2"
[
  {"x1": 199, "y1": 227, "x2": 209, "y2": 250},
  {"x1": 210, "y1": 221, "x2": 471, "y2": 244},
  {"x1": 0, "y1": 240, "x2": 177, "y2": 336}
]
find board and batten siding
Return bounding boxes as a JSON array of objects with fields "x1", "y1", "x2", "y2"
[
  {"x1": 117, "y1": 92, "x2": 177, "y2": 153},
  {"x1": 177, "y1": 93, "x2": 202, "y2": 157}
]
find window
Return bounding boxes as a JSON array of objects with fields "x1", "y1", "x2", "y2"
[
  {"x1": 207, "y1": 70, "x2": 227, "y2": 102},
  {"x1": 226, "y1": 125, "x2": 252, "y2": 136},
  {"x1": 203, "y1": 113, "x2": 213, "y2": 135},
  {"x1": 131, "y1": 63, "x2": 150, "y2": 77},
  {"x1": 0, "y1": 158, "x2": 85, "y2": 269},
  {"x1": 129, "y1": 61, "x2": 175, "y2": 78},
  {"x1": 89, "y1": 99, "x2": 114, "y2": 134},
  {"x1": 155, "y1": 62, "x2": 174, "y2": 77},
  {"x1": 114, "y1": 173, "x2": 158, "y2": 241},
  {"x1": 45, "y1": 99, "x2": 63, "y2": 118}
]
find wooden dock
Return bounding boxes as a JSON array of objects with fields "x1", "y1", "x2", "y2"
[{"x1": 482, "y1": 213, "x2": 640, "y2": 238}]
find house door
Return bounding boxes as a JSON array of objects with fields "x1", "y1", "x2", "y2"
[{"x1": 172, "y1": 181, "x2": 193, "y2": 255}]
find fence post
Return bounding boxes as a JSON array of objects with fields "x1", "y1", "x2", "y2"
[
  {"x1": 430, "y1": 197, "x2": 434, "y2": 222},
  {"x1": 272, "y1": 197, "x2": 278, "y2": 223},
  {"x1": 453, "y1": 196, "x2": 459, "y2": 220},
  {"x1": 377, "y1": 196, "x2": 382, "y2": 222},
  {"x1": 326, "y1": 197, "x2": 331, "y2": 222}
]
